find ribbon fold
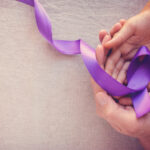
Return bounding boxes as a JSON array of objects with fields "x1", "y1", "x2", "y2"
[{"x1": 18, "y1": 0, "x2": 150, "y2": 118}]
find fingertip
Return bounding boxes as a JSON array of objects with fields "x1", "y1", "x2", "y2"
[
  {"x1": 102, "y1": 34, "x2": 111, "y2": 46},
  {"x1": 110, "y1": 22, "x2": 122, "y2": 37},
  {"x1": 104, "y1": 36, "x2": 121, "y2": 49},
  {"x1": 96, "y1": 44, "x2": 102, "y2": 56},
  {"x1": 119, "y1": 97, "x2": 132, "y2": 106},
  {"x1": 99, "y1": 30, "x2": 108, "y2": 42},
  {"x1": 120, "y1": 19, "x2": 126, "y2": 25},
  {"x1": 104, "y1": 41, "x2": 113, "y2": 49},
  {"x1": 107, "y1": 22, "x2": 133, "y2": 50}
]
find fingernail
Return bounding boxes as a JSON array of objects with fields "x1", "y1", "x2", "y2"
[{"x1": 96, "y1": 93, "x2": 108, "y2": 106}]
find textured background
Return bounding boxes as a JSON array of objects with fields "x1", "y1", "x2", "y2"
[{"x1": 0, "y1": 0, "x2": 147, "y2": 150}]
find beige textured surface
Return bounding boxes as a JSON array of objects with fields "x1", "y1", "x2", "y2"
[{"x1": 0, "y1": 0, "x2": 147, "y2": 149}]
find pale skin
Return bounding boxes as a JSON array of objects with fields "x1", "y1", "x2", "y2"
[{"x1": 91, "y1": 1, "x2": 150, "y2": 150}]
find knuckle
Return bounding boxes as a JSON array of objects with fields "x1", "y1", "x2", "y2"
[
  {"x1": 126, "y1": 125, "x2": 139, "y2": 135},
  {"x1": 127, "y1": 21, "x2": 135, "y2": 30},
  {"x1": 104, "y1": 108, "x2": 113, "y2": 119}
]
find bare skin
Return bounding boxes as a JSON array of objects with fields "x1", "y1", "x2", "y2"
[{"x1": 91, "y1": 1, "x2": 150, "y2": 150}]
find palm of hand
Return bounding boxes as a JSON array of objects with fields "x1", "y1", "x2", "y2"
[{"x1": 91, "y1": 10, "x2": 150, "y2": 149}]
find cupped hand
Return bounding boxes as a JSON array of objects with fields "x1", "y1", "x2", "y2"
[
  {"x1": 91, "y1": 42, "x2": 150, "y2": 150},
  {"x1": 91, "y1": 9, "x2": 150, "y2": 150},
  {"x1": 91, "y1": 42, "x2": 150, "y2": 139}
]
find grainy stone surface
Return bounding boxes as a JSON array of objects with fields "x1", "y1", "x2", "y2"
[{"x1": 0, "y1": 0, "x2": 147, "y2": 149}]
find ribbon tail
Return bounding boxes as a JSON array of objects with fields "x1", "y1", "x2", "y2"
[
  {"x1": 17, "y1": 0, "x2": 150, "y2": 117},
  {"x1": 132, "y1": 88, "x2": 150, "y2": 118},
  {"x1": 18, "y1": 0, "x2": 53, "y2": 43},
  {"x1": 17, "y1": 0, "x2": 139, "y2": 96},
  {"x1": 34, "y1": 0, "x2": 53, "y2": 43}
]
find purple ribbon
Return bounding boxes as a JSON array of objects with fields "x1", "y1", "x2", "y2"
[{"x1": 18, "y1": 0, "x2": 150, "y2": 118}]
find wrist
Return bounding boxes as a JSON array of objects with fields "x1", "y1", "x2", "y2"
[{"x1": 139, "y1": 136, "x2": 150, "y2": 150}]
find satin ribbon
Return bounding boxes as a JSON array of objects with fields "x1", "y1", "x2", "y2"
[{"x1": 18, "y1": 0, "x2": 150, "y2": 118}]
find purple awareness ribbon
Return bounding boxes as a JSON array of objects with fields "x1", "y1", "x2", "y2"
[{"x1": 18, "y1": 0, "x2": 150, "y2": 118}]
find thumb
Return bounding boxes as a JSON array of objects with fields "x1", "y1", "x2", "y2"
[
  {"x1": 104, "y1": 21, "x2": 135, "y2": 49},
  {"x1": 96, "y1": 92, "x2": 119, "y2": 118},
  {"x1": 96, "y1": 92, "x2": 137, "y2": 124}
]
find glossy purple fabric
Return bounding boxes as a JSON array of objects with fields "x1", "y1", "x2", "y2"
[{"x1": 18, "y1": 0, "x2": 150, "y2": 118}]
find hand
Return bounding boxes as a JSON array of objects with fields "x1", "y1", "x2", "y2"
[
  {"x1": 98, "y1": 20, "x2": 133, "y2": 106},
  {"x1": 91, "y1": 42, "x2": 150, "y2": 150},
  {"x1": 103, "y1": 9, "x2": 150, "y2": 82},
  {"x1": 99, "y1": 8, "x2": 150, "y2": 106},
  {"x1": 92, "y1": 7, "x2": 150, "y2": 150}
]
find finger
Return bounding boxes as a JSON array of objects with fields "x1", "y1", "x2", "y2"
[
  {"x1": 95, "y1": 92, "x2": 120, "y2": 119},
  {"x1": 120, "y1": 19, "x2": 126, "y2": 26},
  {"x1": 105, "y1": 50, "x2": 121, "y2": 75},
  {"x1": 102, "y1": 34, "x2": 111, "y2": 46},
  {"x1": 104, "y1": 21, "x2": 135, "y2": 49},
  {"x1": 112, "y1": 58, "x2": 124, "y2": 79},
  {"x1": 117, "y1": 61, "x2": 130, "y2": 83},
  {"x1": 101, "y1": 34, "x2": 112, "y2": 63},
  {"x1": 99, "y1": 30, "x2": 108, "y2": 42},
  {"x1": 116, "y1": 38, "x2": 137, "y2": 56},
  {"x1": 124, "y1": 49, "x2": 137, "y2": 60},
  {"x1": 96, "y1": 98, "x2": 125, "y2": 136},
  {"x1": 95, "y1": 92, "x2": 137, "y2": 125},
  {"x1": 96, "y1": 45, "x2": 105, "y2": 68},
  {"x1": 119, "y1": 96, "x2": 132, "y2": 106},
  {"x1": 110, "y1": 22, "x2": 122, "y2": 37},
  {"x1": 113, "y1": 96, "x2": 120, "y2": 100},
  {"x1": 110, "y1": 19, "x2": 126, "y2": 37}
]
